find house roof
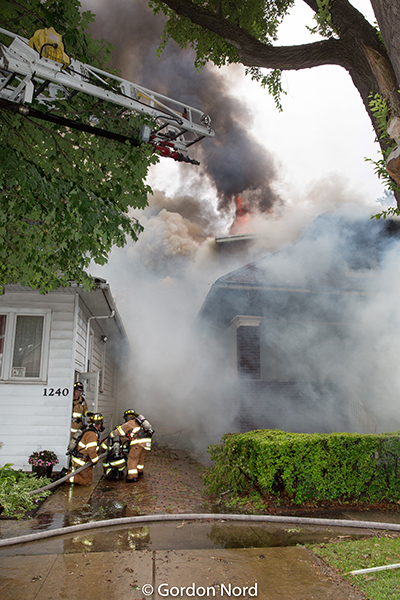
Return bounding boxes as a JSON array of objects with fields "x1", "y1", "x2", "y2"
[
  {"x1": 78, "y1": 278, "x2": 127, "y2": 342},
  {"x1": 197, "y1": 214, "x2": 400, "y2": 330},
  {"x1": 3, "y1": 278, "x2": 128, "y2": 345}
]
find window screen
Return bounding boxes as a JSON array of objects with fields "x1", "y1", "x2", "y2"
[
  {"x1": 12, "y1": 315, "x2": 44, "y2": 377},
  {"x1": 0, "y1": 315, "x2": 6, "y2": 374}
]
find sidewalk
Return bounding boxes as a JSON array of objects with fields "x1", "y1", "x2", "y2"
[{"x1": 1, "y1": 542, "x2": 363, "y2": 600}]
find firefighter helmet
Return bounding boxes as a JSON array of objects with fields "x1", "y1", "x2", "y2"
[
  {"x1": 89, "y1": 413, "x2": 103, "y2": 423},
  {"x1": 29, "y1": 27, "x2": 70, "y2": 67},
  {"x1": 74, "y1": 381, "x2": 84, "y2": 390},
  {"x1": 123, "y1": 409, "x2": 136, "y2": 421},
  {"x1": 89, "y1": 412, "x2": 104, "y2": 432}
]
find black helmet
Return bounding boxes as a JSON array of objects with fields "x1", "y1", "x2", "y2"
[
  {"x1": 123, "y1": 409, "x2": 136, "y2": 421},
  {"x1": 74, "y1": 381, "x2": 84, "y2": 391}
]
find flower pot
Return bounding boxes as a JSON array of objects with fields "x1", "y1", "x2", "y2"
[{"x1": 32, "y1": 465, "x2": 53, "y2": 478}]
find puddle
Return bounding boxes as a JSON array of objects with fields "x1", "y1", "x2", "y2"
[
  {"x1": 0, "y1": 518, "x2": 382, "y2": 558},
  {"x1": 2, "y1": 455, "x2": 400, "y2": 560}
]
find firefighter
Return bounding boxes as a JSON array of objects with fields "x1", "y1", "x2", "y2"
[
  {"x1": 110, "y1": 409, "x2": 154, "y2": 483},
  {"x1": 101, "y1": 434, "x2": 127, "y2": 481},
  {"x1": 70, "y1": 381, "x2": 90, "y2": 439},
  {"x1": 69, "y1": 413, "x2": 104, "y2": 485}
]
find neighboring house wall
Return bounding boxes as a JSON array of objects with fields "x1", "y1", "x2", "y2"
[
  {"x1": 221, "y1": 314, "x2": 376, "y2": 435},
  {"x1": 75, "y1": 302, "x2": 119, "y2": 434}
]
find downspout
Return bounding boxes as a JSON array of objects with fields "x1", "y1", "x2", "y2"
[{"x1": 84, "y1": 309, "x2": 115, "y2": 372}]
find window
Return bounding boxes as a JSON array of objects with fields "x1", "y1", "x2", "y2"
[
  {"x1": 231, "y1": 316, "x2": 264, "y2": 380},
  {"x1": 0, "y1": 315, "x2": 6, "y2": 373},
  {"x1": 0, "y1": 309, "x2": 51, "y2": 381},
  {"x1": 12, "y1": 315, "x2": 44, "y2": 378},
  {"x1": 237, "y1": 326, "x2": 261, "y2": 379}
]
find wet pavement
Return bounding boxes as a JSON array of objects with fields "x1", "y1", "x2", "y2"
[
  {"x1": 2, "y1": 449, "x2": 400, "y2": 599},
  {"x1": 0, "y1": 545, "x2": 365, "y2": 600}
]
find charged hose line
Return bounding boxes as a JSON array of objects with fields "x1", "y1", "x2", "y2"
[
  {"x1": 28, "y1": 452, "x2": 108, "y2": 495},
  {"x1": 1, "y1": 513, "x2": 400, "y2": 548}
]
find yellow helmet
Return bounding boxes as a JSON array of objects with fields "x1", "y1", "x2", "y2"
[
  {"x1": 89, "y1": 413, "x2": 103, "y2": 424},
  {"x1": 123, "y1": 409, "x2": 136, "y2": 421},
  {"x1": 29, "y1": 27, "x2": 70, "y2": 67}
]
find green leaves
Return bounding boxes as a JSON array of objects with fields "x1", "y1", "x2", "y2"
[
  {"x1": 0, "y1": 0, "x2": 158, "y2": 292},
  {"x1": 306, "y1": 0, "x2": 338, "y2": 38},
  {"x1": 369, "y1": 93, "x2": 391, "y2": 139},
  {"x1": 0, "y1": 468, "x2": 52, "y2": 518},
  {"x1": 149, "y1": 0, "x2": 294, "y2": 92},
  {"x1": 205, "y1": 430, "x2": 400, "y2": 506},
  {"x1": 245, "y1": 67, "x2": 286, "y2": 111},
  {"x1": 366, "y1": 91, "x2": 400, "y2": 201}
]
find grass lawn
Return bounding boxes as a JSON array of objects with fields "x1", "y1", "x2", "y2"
[{"x1": 312, "y1": 534, "x2": 400, "y2": 599}]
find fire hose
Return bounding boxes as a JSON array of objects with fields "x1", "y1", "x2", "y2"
[
  {"x1": 28, "y1": 427, "x2": 148, "y2": 496},
  {"x1": 27, "y1": 451, "x2": 108, "y2": 496},
  {"x1": 2, "y1": 513, "x2": 400, "y2": 548}
]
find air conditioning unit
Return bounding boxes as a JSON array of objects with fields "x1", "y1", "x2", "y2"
[{"x1": 12, "y1": 366, "x2": 26, "y2": 377}]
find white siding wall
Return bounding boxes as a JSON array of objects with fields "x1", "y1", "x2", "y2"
[
  {"x1": 0, "y1": 291, "x2": 76, "y2": 470},
  {"x1": 75, "y1": 305, "x2": 86, "y2": 372},
  {"x1": 75, "y1": 302, "x2": 120, "y2": 437},
  {"x1": 98, "y1": 353, "x2": 119, "y2": 433},
  {"x1": 0, "y1": 289, "x2": 126, "y2": 471}
]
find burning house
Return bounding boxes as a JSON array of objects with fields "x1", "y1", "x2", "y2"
[{"x1": 197, "y1": 214, "x2": 400, "y2": 435}]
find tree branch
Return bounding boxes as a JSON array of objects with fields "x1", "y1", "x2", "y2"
[
  {"x1": 6, "y1": 0, "x2": 45, "y2": 26},
  {"x1": 156, "y1": 0, "x2": 351, "y2": 70},
  {"x1": 22, "y1": 115, "x2": 97, "y2": 168}
]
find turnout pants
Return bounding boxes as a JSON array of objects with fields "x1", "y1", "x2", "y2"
[
  {"x1": 126, "y1": 445, "x2": 148, "y2": 480},
  {"x1": 70, "y1": 456, "x2": 94, "y2": 485}
]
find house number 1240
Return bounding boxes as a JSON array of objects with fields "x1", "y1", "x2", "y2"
[{"x1": 43, "y1": 388, "x2": 70, "y2": 396}]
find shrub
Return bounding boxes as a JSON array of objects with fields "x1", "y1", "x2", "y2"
[
  {"x1": 204, "y1": 430, "x2": 400, "y2": 505},
  {"x1": 0, "y1": 464, "x2": 51, "y2": 518}
]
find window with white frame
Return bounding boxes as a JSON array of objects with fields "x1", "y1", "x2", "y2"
[
  {"x1": 0, "y1": 309, "x2": 51, "y2": 381},
  {"x1": 0, "y1": 315, "x2": 6, "y2": 374}
]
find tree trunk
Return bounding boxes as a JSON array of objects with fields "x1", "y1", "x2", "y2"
[
  {"x1": 370, "y1": 0, "x2": 400, "y2": 86},
  {"x1": 370, "y1": 0, "x2": 400, "y2": 195}
]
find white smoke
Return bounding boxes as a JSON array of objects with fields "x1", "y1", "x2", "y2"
[
  {"x1": 81, "y1": 0, "x2": 399, "y2": 456},
  {"x1": 93, "y1": 180, "x2": 399, "y2": 457}
]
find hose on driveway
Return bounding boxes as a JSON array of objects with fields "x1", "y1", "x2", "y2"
[
  {"x1": 1, "y1": 512, "x2": 400, "y2": 548},
  {"x1": 28, "y1": 452, "x2": 108, "y2": 495}
]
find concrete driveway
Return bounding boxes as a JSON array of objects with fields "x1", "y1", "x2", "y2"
[{"x1": 0, "y1": 447, "x2": 389, "y2": 600}]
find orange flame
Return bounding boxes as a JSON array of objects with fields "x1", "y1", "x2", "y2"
[{"x1": 229, "y1": 196, "x2": 252, "y2": 234}]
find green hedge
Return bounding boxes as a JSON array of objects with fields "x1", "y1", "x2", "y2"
[{"x1": 205, "y1": 430, "x2": 400, "y2": 505}]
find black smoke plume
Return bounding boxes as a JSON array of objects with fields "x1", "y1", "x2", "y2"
[{"x1": 83, "y1": 0, "x2": 280, "y2": 216}]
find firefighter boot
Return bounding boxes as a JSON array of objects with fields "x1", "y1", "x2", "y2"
[
  {"x1": 55, "y1": 467, "x2": 69, "y2": 481},
  {"x1": 126, "y1": 477, "x2": 138, "y2": 483}
]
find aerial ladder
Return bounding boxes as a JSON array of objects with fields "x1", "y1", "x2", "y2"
[{"x1": 0, "y1": 27, "x2": 215, "y2": 165}]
